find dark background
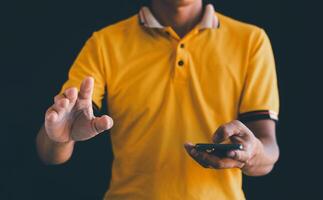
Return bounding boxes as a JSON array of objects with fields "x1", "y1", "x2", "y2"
[{"x1": 1, "y1": 0, "x2": 323, "y2": 199}]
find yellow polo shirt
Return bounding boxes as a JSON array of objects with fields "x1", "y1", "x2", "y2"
[{"x1": 60, "y1": 4, "x2": 279, "y2": 200}]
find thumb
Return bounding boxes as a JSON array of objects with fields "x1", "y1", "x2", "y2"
[{"x1": 92, "y1": 115, "x2": 114, "y2": 133}]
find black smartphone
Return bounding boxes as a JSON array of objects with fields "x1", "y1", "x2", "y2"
[{"x1": 194, "y1": 143, "x2": 243, "y2": 157}]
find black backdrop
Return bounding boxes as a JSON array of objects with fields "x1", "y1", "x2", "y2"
[{"x1": 1, "y1": 0, "x2": 323, "y2": 199}]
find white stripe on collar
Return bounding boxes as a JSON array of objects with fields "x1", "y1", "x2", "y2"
[{"x1": 139, "y1": 4, "x2": 219, "y2": 29}]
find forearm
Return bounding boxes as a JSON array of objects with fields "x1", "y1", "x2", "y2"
[
  {"x1": 36, "y1": 126, "x2": 75, "y2": 165},
  {"x1": 242, "y1": 137, "x2": 279, "y2": 176}
]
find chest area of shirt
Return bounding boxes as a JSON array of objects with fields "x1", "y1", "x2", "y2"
[{"x1": 106, "y1": 42, "x2": 245, "y2": 119}]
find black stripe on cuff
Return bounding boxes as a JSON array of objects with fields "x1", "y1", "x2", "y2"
[{"x1": 238, "y1": 110, "x2": 278, "y2": 123}]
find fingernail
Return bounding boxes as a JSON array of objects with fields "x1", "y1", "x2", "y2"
[
  {"x1": 227, "y1": 151, "x2": 235, "y2": 158},
  {"x1": 108, "y1": 117, "x2": 114, "y2": 129}
]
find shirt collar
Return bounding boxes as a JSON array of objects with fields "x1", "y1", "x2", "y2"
[{"x1": 138, "y1": 4, "x2": 219, "y2": 30}]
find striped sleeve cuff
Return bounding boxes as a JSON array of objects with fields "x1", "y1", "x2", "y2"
[{"x1": 238, "y1": 110, "x2": 278, "y2": 123}]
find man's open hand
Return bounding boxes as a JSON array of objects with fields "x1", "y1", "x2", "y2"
[
  {"x1": 44, "y1": 77, "x2": 113, "y2": 143},
  {"x1": 184, "y1": 120, "x2": 261, "y2": 169}
]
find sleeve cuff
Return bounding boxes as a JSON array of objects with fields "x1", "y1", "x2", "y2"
[{"x1": 238, "y1": 110, "x2": 278, "y2": 123}]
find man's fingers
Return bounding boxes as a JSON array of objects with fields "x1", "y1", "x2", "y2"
[
  {"x1": 54, "y1": 88, "x2": 77, "y2": 110},
  {"x1": 209, "y1": 156, "x2": 245, "y2": 169},
  {"x1": 184, "y1": 142, "x2": 195, "y2": 151},
  {"x1": 79, "y1": 77, "x2": 94, "y2": 100},
  {"x1": 212, "y1": 120, "x2": 248, "y2": 143},
  {"x1": 53, "y1": 98, "x2": 69, "y2": 115},
  {"x1": 213, "y1": 123, "x2": 237, "y2": 143},
  {"x1": 184, "y1": 143, "x2": 209, "y2": 168},
  {"x1": 184, "y1": 143, "x2": 245, "y2": 169},
  {"x1": 227, "y1": 149, "x2": 251, "y2": 162},
  {"x1": 46, "y1": 98, "x2": 69, "y2": 122},
  {"x1": 64, "y1": 87, "x2": 78, "y2": 104},
  {"x1": 92, "y1": 115, "x2": 114, "y2": 133},
  {"x1": 184, "y1": 143, "x2": 215, "y2": 168},
  {"x1": 54, "y1": 94, "x2": 64, "y2": 103},
  {"x1": 57, "y1": 98, "x2": 69, "y2": 108},
  {"x1": 197, "y1": 151, "x2": 244, "y2": 169},
  {"x1": 45, "y1": 108, "x2": 58, "y2": 122}
]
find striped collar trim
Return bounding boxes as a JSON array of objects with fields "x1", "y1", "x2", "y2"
[{"x1": 138, "y1": 4, "x2": 219, "y2": 29}]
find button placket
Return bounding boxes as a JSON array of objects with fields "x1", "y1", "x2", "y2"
[
  {"x1": 176, "y1": 41, "x2": 187, "y2": 67},
  {"x1": 174, "y1": 41, "x2": 188, "y2": 80}
]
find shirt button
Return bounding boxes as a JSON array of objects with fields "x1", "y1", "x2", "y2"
[
  {"x1": 178, "y1": 60, "x2": 184, "y2": 66},
  {"x1": 180, "y1": 43, "x2": 185, "y2": 48}
]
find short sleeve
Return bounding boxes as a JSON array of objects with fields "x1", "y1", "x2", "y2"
[
  {"x1": 60, "y1": 32, "x2": 106, "y2": 109},
  {"x1": 238, "y1": 29, "x2": 279, "y2": 123}
]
